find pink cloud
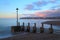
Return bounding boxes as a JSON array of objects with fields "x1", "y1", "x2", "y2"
[
  {"x1": 43, "y1": 10, "x2": 56, "y2": 13},
  {"x1": 23, "y1": 8, "x2": 60, "y2": 17},
  {"x1": 34, "y1": 12, "x2": 47, "y2": 17},
  {"x1": 34, "y1": 8, "x2": 60, "y2": 17}
]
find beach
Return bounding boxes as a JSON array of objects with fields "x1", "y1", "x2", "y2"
[{"x1": 0, "y1": 32, "x2": 60, "y2": 40}]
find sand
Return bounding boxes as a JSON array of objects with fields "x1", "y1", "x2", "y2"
[{"x1": 0, "y1": 32, "x2": 60, "y2": 40}]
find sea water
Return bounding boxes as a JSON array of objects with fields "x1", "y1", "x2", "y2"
[{"x1": 0, "y1": 18, "x2": 60, "y2": 39}]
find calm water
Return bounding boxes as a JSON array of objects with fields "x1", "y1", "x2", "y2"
[{"x1": 0, "y1": 18, "x2": 60, "y2": 39}]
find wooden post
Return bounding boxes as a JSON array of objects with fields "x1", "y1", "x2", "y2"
[
  {"x1": 42, "y1": 23, "x2": 43, "y2": 28},
  {"x1": 26, "y1": 23, "x2": 30, "y2": 32},
  {"x1": 40, "y1": 23, "x2": 44, "y2": 33},
  {"x1": 11, "y1": 27, "x2": 14, "y2": 32},
  {"x1": 11, "y1": 26, "x2": 21, "y2": 32},
  {"x1": 21, "y1": 22, "x2": 25, "y2": 31},
  {"x1": 32, "y1": 23, "x2": 36, "y2": 33},
  {"x1": 49, "y1": 24, "x2": 53, "y2": 33},
  {"x1": 28, "y1": 23, "x2": 30, "y2": 26},
  {"x1": 23, "y1": 22, "x2": 24, "y2": 27},
  {"x1": 51, "y1": 24, "x2": 52, "y2": 28}
]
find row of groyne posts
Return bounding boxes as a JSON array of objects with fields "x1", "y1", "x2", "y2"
[
  {"x1": 11, "y1": 8, "x2": 53, "y2": 33},
  {"x1": 11, "y1": 22, "x2": 53, "y2": 33}
]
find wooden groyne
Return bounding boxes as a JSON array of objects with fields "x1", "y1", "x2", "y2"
[
  {"x1": 11, "y1": 21, "x2": 60, "y2": 33},
  {"x1": 11, "y1": 26, "x2": 21, "y2": 32}
]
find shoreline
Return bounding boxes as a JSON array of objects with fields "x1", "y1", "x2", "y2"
[
  {"x1": 0, "y1": 32, "x2": 28, "y2": 39},
  {"x1": 1, "y1": 32, "x2": 60, "y2": 40},
  {"x1": 0, "y1": 28, "x2": 60, "y2": 39}
]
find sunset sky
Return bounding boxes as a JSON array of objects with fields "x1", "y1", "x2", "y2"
[{"x1": 0, "y1": 0, "x2": 60, "y2": 18}]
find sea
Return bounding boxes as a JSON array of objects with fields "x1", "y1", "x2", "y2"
[{"x1": 0, "y1": 18, "x2": 60, "y2": 39}]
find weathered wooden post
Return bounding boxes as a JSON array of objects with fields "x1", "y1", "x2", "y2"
[
  {"x1": 40, "y1": 23, "x2": 44, "y2": 33},
  {"x1": 11, "y1": 26, "x2": 21, "y2": 32},
  {"x1": 11, "y1": 27, "x2": 14, "y2": 32},
  {"x1": 32, "y1": 23, "x2": 36, "y2": 33},
  {"x1": 21, "y1": 22, "x2": 25, "y2": 31},
  {"x1": 49, "y1": 24, "x2": 53, "y2": 33},
  {"x1": 26, "y1": 23, "x2": 30, "y2": 32}
]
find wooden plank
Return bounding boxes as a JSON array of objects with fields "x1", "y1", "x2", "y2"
[{"x1": 42, "y1": 21, "x2": 60, "y2": 26}]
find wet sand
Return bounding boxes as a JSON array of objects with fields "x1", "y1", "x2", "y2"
[{"x1": 0, "y1": 32, "x2": 60, "y2": 40}]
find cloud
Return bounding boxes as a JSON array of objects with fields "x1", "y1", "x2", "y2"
[
  {"x1": 34, "y1": 0, "x2": 57, "y2": 6},
  {"x1": 24, "y1": 0, "x2": 49, "y2": 10},
  {"x1": 25, "y1": 4, "x2": 34, "y2": 10},
  {"x1": 34, "y1": 8, "x2": 60, "y2": 17},
  {"x1": 51, "y1": 4, "x2": 60, "y2": 10},
  {"x1": 56, "y1": 4, "x2": 60, "y2": 8},
  {"x1": 24, "y1": 0, "x2": 57, "y2": 10},
  {"x1": 34, "y1": 12, "x2": 47, "y2": 17},
  {"x1": 20, "y1": 14, "x2": 39, "y2": 17},
  {"x1": 33, "y1": 1, "x2": 48, "y2": 7},
  {"x1": 50, "y1": 0, "x2": 56, "y2": 3},
  {"x1": 47, "y1": 9, "x2": 60, "y2": 17},
  {"x1": 21, "y1": 8, "x2": 60, "y2": 17},
  {"x1": 22, "y1": 8, "x2": 60, "y2": 17}
]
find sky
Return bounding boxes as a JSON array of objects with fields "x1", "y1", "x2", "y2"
[{"x1": 0, "y1": 0, "x2": 60, "y2": 18}]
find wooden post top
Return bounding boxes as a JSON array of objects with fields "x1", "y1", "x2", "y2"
[
  {"x1": 28, "y1": 22, "x2": 30, "y2": 26},
  {"x1": 50, "y1": 24, "x2": 52, "y2": 28},
  {"x1": 23, "y1": 22, "x2": 24, "y2": 24},
  {"x1": 34, "y1": 23, "x2": 36, "y2": 27},
  {"x1": 23, "y1": 22, "x2": 24, "y2": 26}
]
